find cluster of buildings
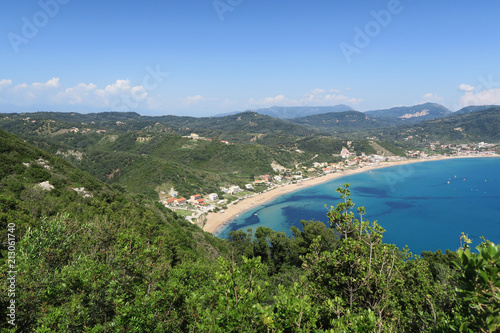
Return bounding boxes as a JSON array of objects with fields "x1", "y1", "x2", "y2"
[
  {"x1": 424, "y1": 142, "x2": 497, "y2": 156},
  {"x1": 162, "y1": 193, "x2": 222, "y2": 212},
  {"x1": 182, "y1": 133, "x2": 232, "y2": 145},
  {"x1": 313, "y1": 153, "x2": 406, "y2": 175}
]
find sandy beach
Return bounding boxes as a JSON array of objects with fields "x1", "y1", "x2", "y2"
[{"x1": 202, "y1": 154, "x2": 499, "y2": 234}]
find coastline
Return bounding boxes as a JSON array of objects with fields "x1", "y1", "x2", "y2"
[{"x1": 202, "y1": 154, "x2": 499, "y2": 235}]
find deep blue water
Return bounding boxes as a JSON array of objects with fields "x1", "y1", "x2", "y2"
[{"x1": 216, "y1": 157, "x2": 500, "y2": 255}]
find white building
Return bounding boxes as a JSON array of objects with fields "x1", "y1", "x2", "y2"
[
  {"x1": 228, "y1": 185, "x2": 242, "y2": 194},
  {"x1": 341, "y1": 147, "x2": 350, "y2": 159}
]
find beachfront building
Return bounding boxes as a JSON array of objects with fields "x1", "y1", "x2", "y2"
[
  {"x1": 174, "y1": 197, "x2": 187, "y2": 206},
  {"x1": 228, "y1": 185, "x2": 242, "y2": 194},
  {"x1": 341, "y1": 147, "x2": 350, "y2": 159},
  {"x1": 208, "y1": 193, "x2": 219, "y2": 201},
  {"x1": 164, "y1": 197, "x2": 187, "y2": 207},
  {"x1": 190, "y1": 194, "x2": 202, "y2": 204}
]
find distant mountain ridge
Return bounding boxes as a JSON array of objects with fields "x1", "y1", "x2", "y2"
[
  {"x1": 454, "y1": 105, "x2": 500, "y2": 115},
  {"x1": 291, "y1": 110, "x2": 400, "y2": 133},
  {"x1": 254, "y1": 105, "x2": 354, "y2": 119},
  {"x1": 215, "y1": 105, "x2": 354, "y2": 119},
  {"x1": 370, "y1": 107, "x2": 500, "y2": 143},
  {"x1": 364, "y1": 103, "x2": 452, "y2": 122}
]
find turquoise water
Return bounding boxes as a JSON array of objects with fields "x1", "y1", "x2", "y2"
[{"x1": 216, "y1": 157, "x2": 500, "y2": 255}]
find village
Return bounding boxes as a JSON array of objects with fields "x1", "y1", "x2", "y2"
[
  {"x1": 159, "y1": 139, "x2": 498, "y2": 224},
  {"x1": 158, "y1": 144, "x2": 410, "y2": 223}
]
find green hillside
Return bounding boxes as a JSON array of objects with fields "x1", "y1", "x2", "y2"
[
  {"x1": 291, "y1": 110, "x2": 400, "y2": 133},
  {"x1": 364, "y1": 102, "x2": 452, "y2": 122},
  {"x1": 371, "y1": 107, "x2": 500, "y2": 144},
  {"x1": 253, "y1": 105, "x2": 354, "y2": 119},
  {"x1": 0, "y1": 111, "x2": 315, "y2": 145},
  {"x1": 0, "y1": 129, "x2": 498, "y2": 332},
  {"x1": 1, "y1": 112, "x2": 407, "y2": 198},
  {"x1": 68, "y1": 133, "x2": 321, "y2": 197}
]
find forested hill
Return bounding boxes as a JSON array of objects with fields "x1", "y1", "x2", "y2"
[
  {"x1": 0, "y1": 127, "x2": 225, "y2": 258},
  {"x1": 370, "y1": 107, "x2": 500, "y2": 143},
  {"x1": 0, "y1": 129, "x2": 498, "y2": 331},
  {"x1": 454, "y1": 104, "x2": 500, "y2": 115},
  {"x1": 0, "y1": 111, "x2": 315, "y2": 144},
  {"x1": 0, "y1": 128, "x2": 230, "y2": 330},
  {"x1": 364, "y1": 102, "x2": 452, "y2": 122},
  {"x1": 0, "y1": 112, "x2": 408, "y2": 198},
  {"x1": 291, "y1": 110, "x2": 401, "y2": 133},
  {"x1": 253, "y1": 105, "x2": 354, "y2": 119}
]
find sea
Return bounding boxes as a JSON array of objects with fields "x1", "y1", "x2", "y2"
[{"x1": 216, "y1": 157, "x2": 500, "y2": 255}]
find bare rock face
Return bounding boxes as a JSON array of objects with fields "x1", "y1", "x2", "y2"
[
  {"x1": 271, "y1": 161, "x2": 286, "y2": 172},
  {"x1": 37, "y1": 181, "x2": 54, "y2": 191},
  {"x1": 398, "y1": 109, "x2": 430, "y2": 119}
]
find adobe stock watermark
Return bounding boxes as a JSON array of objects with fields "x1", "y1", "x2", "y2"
[
  {"x1": 456, "y1": 74, "x2": 500, "y2": 109},
  {"x1": 213, "y1": 0, "x2": 243, "y2": 22},
  {"x1": 6, "y1": 223, "x2": 17, "y2": 326},
  {"x1": 340, "y1": 0, "x2": 410, "y2": 64},
  {"x1": 7, "y1": 0, "x2": 70, "y2": 54},
  {"x1": 111, "y1": 65, "x2": 168, "y2": 111},
  {"x1": 475, "y1": 74, "x2": 500, "y2": 93},
  {"x1": 384, "y1": 163, "x2": 415, "y2": 192}
]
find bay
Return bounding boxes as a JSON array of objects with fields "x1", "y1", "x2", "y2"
[{"x1": 216, "y1": 157, "x2": 500, "y2": 255}]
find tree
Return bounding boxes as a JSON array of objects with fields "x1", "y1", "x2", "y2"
[{"x1": 455, "y1": 239, "x2": 500, "y2": 333}]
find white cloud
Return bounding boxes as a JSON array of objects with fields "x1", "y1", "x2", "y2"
[
  {"x1": 220, "y1": 98, "x2": 238, "y2": 109},
  {"x1": 184, "y1": 94, "x2": 204, "y2": 104},
  {"x1": 32, "y1": 77, "x2": 60, "y2": 89},
  {"x1": 458, "y1": 84, "x2": 475, "y2": 92},
  {"x1": 13, "y1": 83, "x2": 28, "y2": 91},
  {"x1": 247, "y1": 89, "x2": 362, "y2": 108},
  {"x1": 54, "y1": 82, "x2": 97, "y2": 104},
  {"x1": 311, "y1": 88, "x2": 325, "y2": 95},
  {"x1": 459, "y1": 88, "x2": 500, "y2": 107},
  {"x1": 248, "y1": 94, "x2": 289, "y2": 107},
  {"x1": 95, "y1": 79, "x2": 147, "y2": 107},
  {"x1": 0, "y1": 78, "x2": 150, "y2": 111},
  {"x1": 300, "y1": 89, "x2": 362, "y2": 106},
  {"x1": 0, "y1": 79, "x2": 12, "y2": 90},
  {"x1": 420, "y1": 93, "x2": 443, "y2": 103},
  {"x1": 262, "y1": 94, "x2": 287, "y2": 105},
  {"x1": 179, "y1": 95, "x2": 220, "y2": 108}
]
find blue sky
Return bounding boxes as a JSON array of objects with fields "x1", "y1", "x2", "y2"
[{"x1": 1, "y1": 0, "x2": 500, "y2": 116}]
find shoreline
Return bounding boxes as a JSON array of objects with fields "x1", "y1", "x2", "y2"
[{"x1": 202, "y1": 154, "x2": 499, "y2": 235}]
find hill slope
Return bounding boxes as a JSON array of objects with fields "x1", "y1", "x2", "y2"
[
  {"x1": 364, "y1": 103, "x2": 452, "y2": 123},
  {"x1": 0, "y1": 110, "x2": 316, "y2": 145},
  {"x1": 254, "y1": 105, "x2": 354, "y2": 119},
  {"x1": 454, "y1": 105, "x2": 500, "y2": 115},
  {"x1": 371, "y1": 107, "x2": 500, "y2": 144},
  {"x1": 291, "y1": 110, "x2": 400, "y2": 133},
  {"x1": 0, "y1": 128, "x2": 232, "y2": 331}
]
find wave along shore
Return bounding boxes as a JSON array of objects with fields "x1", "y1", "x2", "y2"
[{"x1": 202, "y1": 154, "x2": 499, "y2": 235}]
